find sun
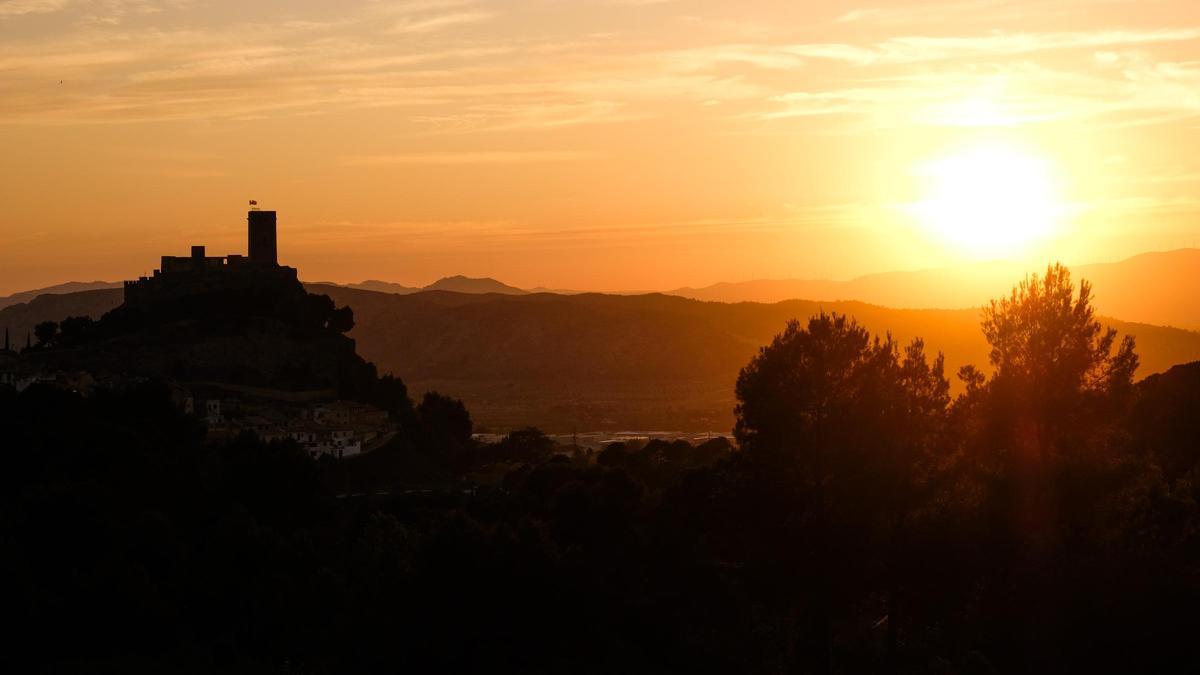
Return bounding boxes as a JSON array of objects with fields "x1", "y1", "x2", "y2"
[{"x1": 909, "y1": 142, "x2": 1067, "y2": 258}]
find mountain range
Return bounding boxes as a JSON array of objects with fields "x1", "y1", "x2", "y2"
[
  {"x1": 0, "y1": 281, "x2": 122, "y2": 311},
  {"x1": 8, "y1": 282, "x2": 1197, "y2": 431},
  {"x1": 0, "y1": 275, "x2": 528, "y2": 310},
  {"x1": 3, "y1": 249, "x2": 1197, "y2": 430},
  {"x1": 6, "y1": 249, "x2": 1195, "y2": 328},
  {"x1": 310, "y1": 275, "x2": 528, "y2": 296},
  {"x1": 667, "y1": 249, "x2": 1200, "y2": 330}
]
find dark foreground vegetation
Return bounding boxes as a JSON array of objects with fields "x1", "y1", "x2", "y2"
[{"x1": 3, "y1": 264, "x2": 1199, "y2": 674}]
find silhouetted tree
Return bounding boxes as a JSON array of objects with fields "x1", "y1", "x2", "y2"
[
  {"x1": 949, "y1": 263, "x2": 1146, "y2": 672},
  {"x1": 368, "y1": 373, "x2": 415, "y2": 424},
  {"x1": 33, "y1": 320, "x2": 58, "y2": 346},
  {"x1": 489, "y1": 426, "x2": 555, "y2": 464},
  {"x1": 1127, "y1": 362, "x2": 1200, "y2": 481},
  {"x1": 979, "y1": 262, "x2": 1138, "y2": 460},
  {"x1": 417, "y1": 391, "x2": 474, "y2": 468},
  {"x1": 296, "y1": 292, "x2": 357, "y2": 334},
  {"x1": 58, "y1": 315, "x2": 95, "y2": 345},
  {"x1": 692, "y1": 436, "x2": 734, "y2": 464},
  {"x1": 734, "y1": 313, "x2": 950, "y2": 673},
  {"x1": 960, "y1": 265, "x2": 1140, "y2": 547},
  {"x1": 597, "y1": 441, "x2": 630, "y2": 468}
]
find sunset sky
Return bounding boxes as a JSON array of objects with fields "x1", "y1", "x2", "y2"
[{"x1": 2, "y1": 0, "x2": 1200, "y2": 295}]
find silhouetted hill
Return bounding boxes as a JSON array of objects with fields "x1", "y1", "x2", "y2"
[
  {"x1": 421, "y1": 275, "x2": 527, "y2": 295},
  {"x1": 0, "y1": 280, "x2": 121, "y2": 311},
  {"x1": 670, "y1": 249, "x2": 1200, "y2": 329},
  {"x1": 1129, "y1": 360, "x2": 1200, "y2": 481},
  {"x1": 346, "y1": 280, "x2": 422, "y2": 294},
  {"x1": 13, "y1": 279, "x2": 377, "y2": 394}
]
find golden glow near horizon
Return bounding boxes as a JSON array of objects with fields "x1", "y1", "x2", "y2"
[{"x1": 2, "y1": 0, "x2": 1200, "y2": 294}]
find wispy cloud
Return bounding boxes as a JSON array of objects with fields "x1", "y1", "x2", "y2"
[
  {"x1": 339, "y1": 150, "x2": 600, "y2": 166},
  {"x1": 0, "y1": 0, "x2": 191, "y2": 23},
  {"x1": 784, "y1": 28, "x2": 1200, "y2": 66},
  {"x1": 0, "y1": 0, "x2": 71, "y2": 17},
  {"x1": 388, "y1": 10, "x2": 494, "y2": 34},
  {"x1": 836, "y1": 0, "x2": 1149, "y2": 26}
]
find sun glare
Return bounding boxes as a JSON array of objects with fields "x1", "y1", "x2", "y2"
[{"x1": 910, "y1": 143, "x2": 1067, "y2": 258}]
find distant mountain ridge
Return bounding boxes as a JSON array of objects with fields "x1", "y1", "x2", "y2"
[
  {"x1": 668, "y1": 249, "x2": 1200, "y2": 329},
  {"x1": 11, "y1": 248, "x2": 1191, "y2": 325},
  {"x1": 329, "y1": 249, "x2": 1200, "y2": 328},
  {"x1": 319, "y1": 276, "x2": 527, "y2": 296},
  {"x1": 0, "y1": 281, "x2": 122, "y2": 311},
  {"x1": 421, "y1": 275, "x2": 526, "y2": 295},
  {"x1": 0, "y1": 288, "x2": 124, "y2": 343},
  {"x1": 347, "y1": 280, "x2": 422, "y2": 295}
]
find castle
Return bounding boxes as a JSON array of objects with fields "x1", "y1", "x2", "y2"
[{"x1": 123, "y1": 208, "x2": 299, "y2": 307}]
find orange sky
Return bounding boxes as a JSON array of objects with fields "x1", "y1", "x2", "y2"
[{"x1": 2, "y1": 0, "x2": 1200, "y2": 295}]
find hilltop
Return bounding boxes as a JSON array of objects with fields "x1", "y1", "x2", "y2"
[{"x1": 14, "y1": 277, "x2": 379, "y2": 396}]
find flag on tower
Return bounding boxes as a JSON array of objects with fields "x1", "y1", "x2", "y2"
[{"x1": 249, "y1": 199, "x2": 258, "y2": 206}]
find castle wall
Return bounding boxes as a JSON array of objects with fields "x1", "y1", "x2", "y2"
[{"x1": 124, "y1": 264, "x2": 298, "y2": 307}]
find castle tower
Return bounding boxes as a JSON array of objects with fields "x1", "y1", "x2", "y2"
[{"x1": 248, "y1": 209, "x2": 278, "y2": 266}]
